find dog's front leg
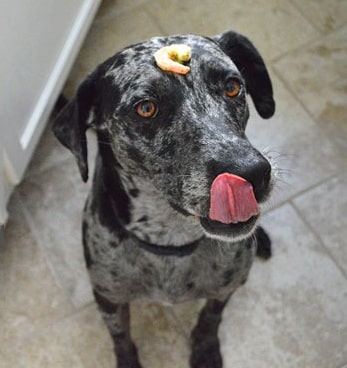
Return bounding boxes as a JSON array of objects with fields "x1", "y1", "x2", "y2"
[
  {"x1": 93, "y1": 292, "x2": 142, "y2": 368},
  {"x1": 190, "y1": 297, "x2": 230, "y2": 368},
  {"x1": 255, "y1": 226, "x2": 272, "y2": 260}
]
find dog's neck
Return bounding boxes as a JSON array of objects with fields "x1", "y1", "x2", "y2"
[{"x1": 117, "y1": 170, "x2": 204, "y2": 247}]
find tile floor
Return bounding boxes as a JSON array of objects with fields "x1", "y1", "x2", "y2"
[{"x1": 1, "y1": 0, "x2": 347, "y2": 367}]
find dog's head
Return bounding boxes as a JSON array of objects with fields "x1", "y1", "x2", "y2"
[{"x1": 54, "y1": 30, "x2": 275, "y2": 241}]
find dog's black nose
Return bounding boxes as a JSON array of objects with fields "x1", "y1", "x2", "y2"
[
  {"x1": 238, "y1": 156, "x2": 271, "y2": 202},
  {"x1": 207, "y1": 154, "x2": 271, "y2": 203}
]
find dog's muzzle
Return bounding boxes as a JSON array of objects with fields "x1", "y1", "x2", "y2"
[
  {"x1": 199, "y1": 154, "x2": 272, "y2": 239},
  {"x1": 209, "y1": 173, "x2": 259, "y2": 224}
]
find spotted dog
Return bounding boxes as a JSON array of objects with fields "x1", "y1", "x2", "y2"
[{"x1": 53, "y1": 30, "x2": 275, "y2": 368}]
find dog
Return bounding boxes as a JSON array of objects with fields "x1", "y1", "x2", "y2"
[{"x1": 53, "y1": 29, "x2": 275, "y2": 368}]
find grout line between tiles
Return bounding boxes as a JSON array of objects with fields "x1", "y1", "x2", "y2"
[
  {"x1": 290, "y1": 200, "x2": 347, "y2": 281},
  {"x1": 269, "y1": 30, "x2": 321, "y2": 65},
  {"x1": 262, "y1": 173, "x2": 341, "y2": 217},
  {"x1": 269, "y1": 65, "x2": 315, "y2": 121},
  {"x1": 13, "y1": 302, "x2": 101, "y2": 349},
  {"x1": 287, "y1": 0, "x2": 347, "y2": 38},
  {"x1": 270, "y1": 65, "x2": 347, "y2": 162},
  {"x1": 270, "y1": 24, "x2": 347, "y2": 73},
  {"x1": 287, "y1": 0, "x2": 323, "y2": 35}
]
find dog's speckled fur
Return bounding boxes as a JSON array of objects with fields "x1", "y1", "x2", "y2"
[{"x1": 53, "y1": 30, "x2": 275, "y2": 368}]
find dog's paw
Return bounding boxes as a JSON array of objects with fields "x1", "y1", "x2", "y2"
[
  {"x1": 115, "y1": 343, "x2": 143, "y2": 368},
  {"x1": 255, "y1": 226, "x2": 272, "y2": 260},
  {"x1": 190, "y1": 337, "x2": 223, "y2": 368}
]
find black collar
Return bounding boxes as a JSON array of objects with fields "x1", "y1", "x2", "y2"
[{"x1": 129, "y1": 233, "x2": 204, "y2": 257}]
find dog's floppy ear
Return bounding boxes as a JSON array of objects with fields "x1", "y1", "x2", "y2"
[
  {"x1": 214, "y1": 30, "x2": 275, "y2": 119},
  {"x1": 53, "y1": 73, "x2": 98, "y2": 182}
]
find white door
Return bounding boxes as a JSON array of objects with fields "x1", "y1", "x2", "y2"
[{"x1": 0, "y1": 0, "x2": 101, "y2": 224}]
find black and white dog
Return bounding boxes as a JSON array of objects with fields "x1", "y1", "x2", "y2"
[{"x1": 53, "y1": 30, "x2": 275, "y2": 368}]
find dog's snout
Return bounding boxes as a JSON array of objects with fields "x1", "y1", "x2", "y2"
[
  {"x1": 207, "y1": 151, "x2": 272, "y2": 204},
  {"x1": 239, "y1": 156, "x2": 271, "y2": 202}
]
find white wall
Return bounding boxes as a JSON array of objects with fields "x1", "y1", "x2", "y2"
[{"x1": 0, "y1": 0, "x2": 101, "y2": 224}]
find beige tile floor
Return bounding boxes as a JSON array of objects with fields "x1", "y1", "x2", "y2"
[{"x1": 1, "y1": 0, "x2": 347, "y2": 367}]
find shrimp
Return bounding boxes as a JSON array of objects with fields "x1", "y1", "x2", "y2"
[{"x1": 154, "y1": 44, "x2": 191, "y2": 75}]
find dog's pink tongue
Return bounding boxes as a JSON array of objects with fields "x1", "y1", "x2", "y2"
[{"x1": 209, "y1": 173, "x2": 259, "y2": 224}]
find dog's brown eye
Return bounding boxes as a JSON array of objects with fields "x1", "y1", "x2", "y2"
[
  {"x1": 225, "y1": 79, "x2": 241, "y2": 98},
  {"x1": 136, "y1": 100, "x2": 157, "y2": 118}
]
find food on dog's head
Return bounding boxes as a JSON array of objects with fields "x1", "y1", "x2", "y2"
[{"x1": 154, "y1": 44, "x2": 191, "y2": 75}]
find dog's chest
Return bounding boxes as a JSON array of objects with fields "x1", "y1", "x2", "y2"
[
  {"x1": 87, "y1": 224, "x2": 256, "y2": 305},
  {"x1": 141, "y1": 250, "x2": 252, "y2": 304},
  {"x1": 84, "y1": 172, "x2": 257, "y2": 305}
]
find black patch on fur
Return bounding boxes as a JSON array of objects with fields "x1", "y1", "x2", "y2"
[
  {"x1": 255, "y1": 226, "x2": 272, "y2": 259},
  {"x1": 246, "y1": 238, "x2": 253, "y2": 249},
  {"x1": 94, "y1": 290, "x2": 118, "y2": 314},
  {"x1": 186, "y1": 281, "x2": 195, "y2": 290},
  {"x1": 95, "y1": 135, "x2": 132, "y2": 228},
  {"x1": 110, "y1": 240, "x2": 119, "y2": 248},
  {"x1": 129, "y1": 188, "x2": 140, "y2": 198},
  {"x1": 111, "y1": 270, "x2": 118, "y2": 277},
  {"x1": 82, "y1": 221, "x2": 93, "y2": 268},
  {"x1": 235, "y1": 249, "x2": 242, "y2": 261},
  {"x1": 222, "y1": 269, "x2": 234, "y2": 286},
  {"x1": 142, "y1": 266, "x2": 152, "y2": 276},
  {"x1": 127, "y1": 147, "x2": 145, "y2": 166},
  {"x1": 94, "y1": 171, "x2": 130, "y2": 230},
  {"x1": 168, "y1": 201, "x2": 191, "y2": 216},
  {"x1": 158, "y1": 135, "x2": 176, "y2": 157}
]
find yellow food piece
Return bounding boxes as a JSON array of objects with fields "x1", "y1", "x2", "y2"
[
  {"x1": 168, "y1": 44, "x2": 191, "y2": 63},
  {"x1": 154, "y1": 44, "x2": 191, "y2": 75}
]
